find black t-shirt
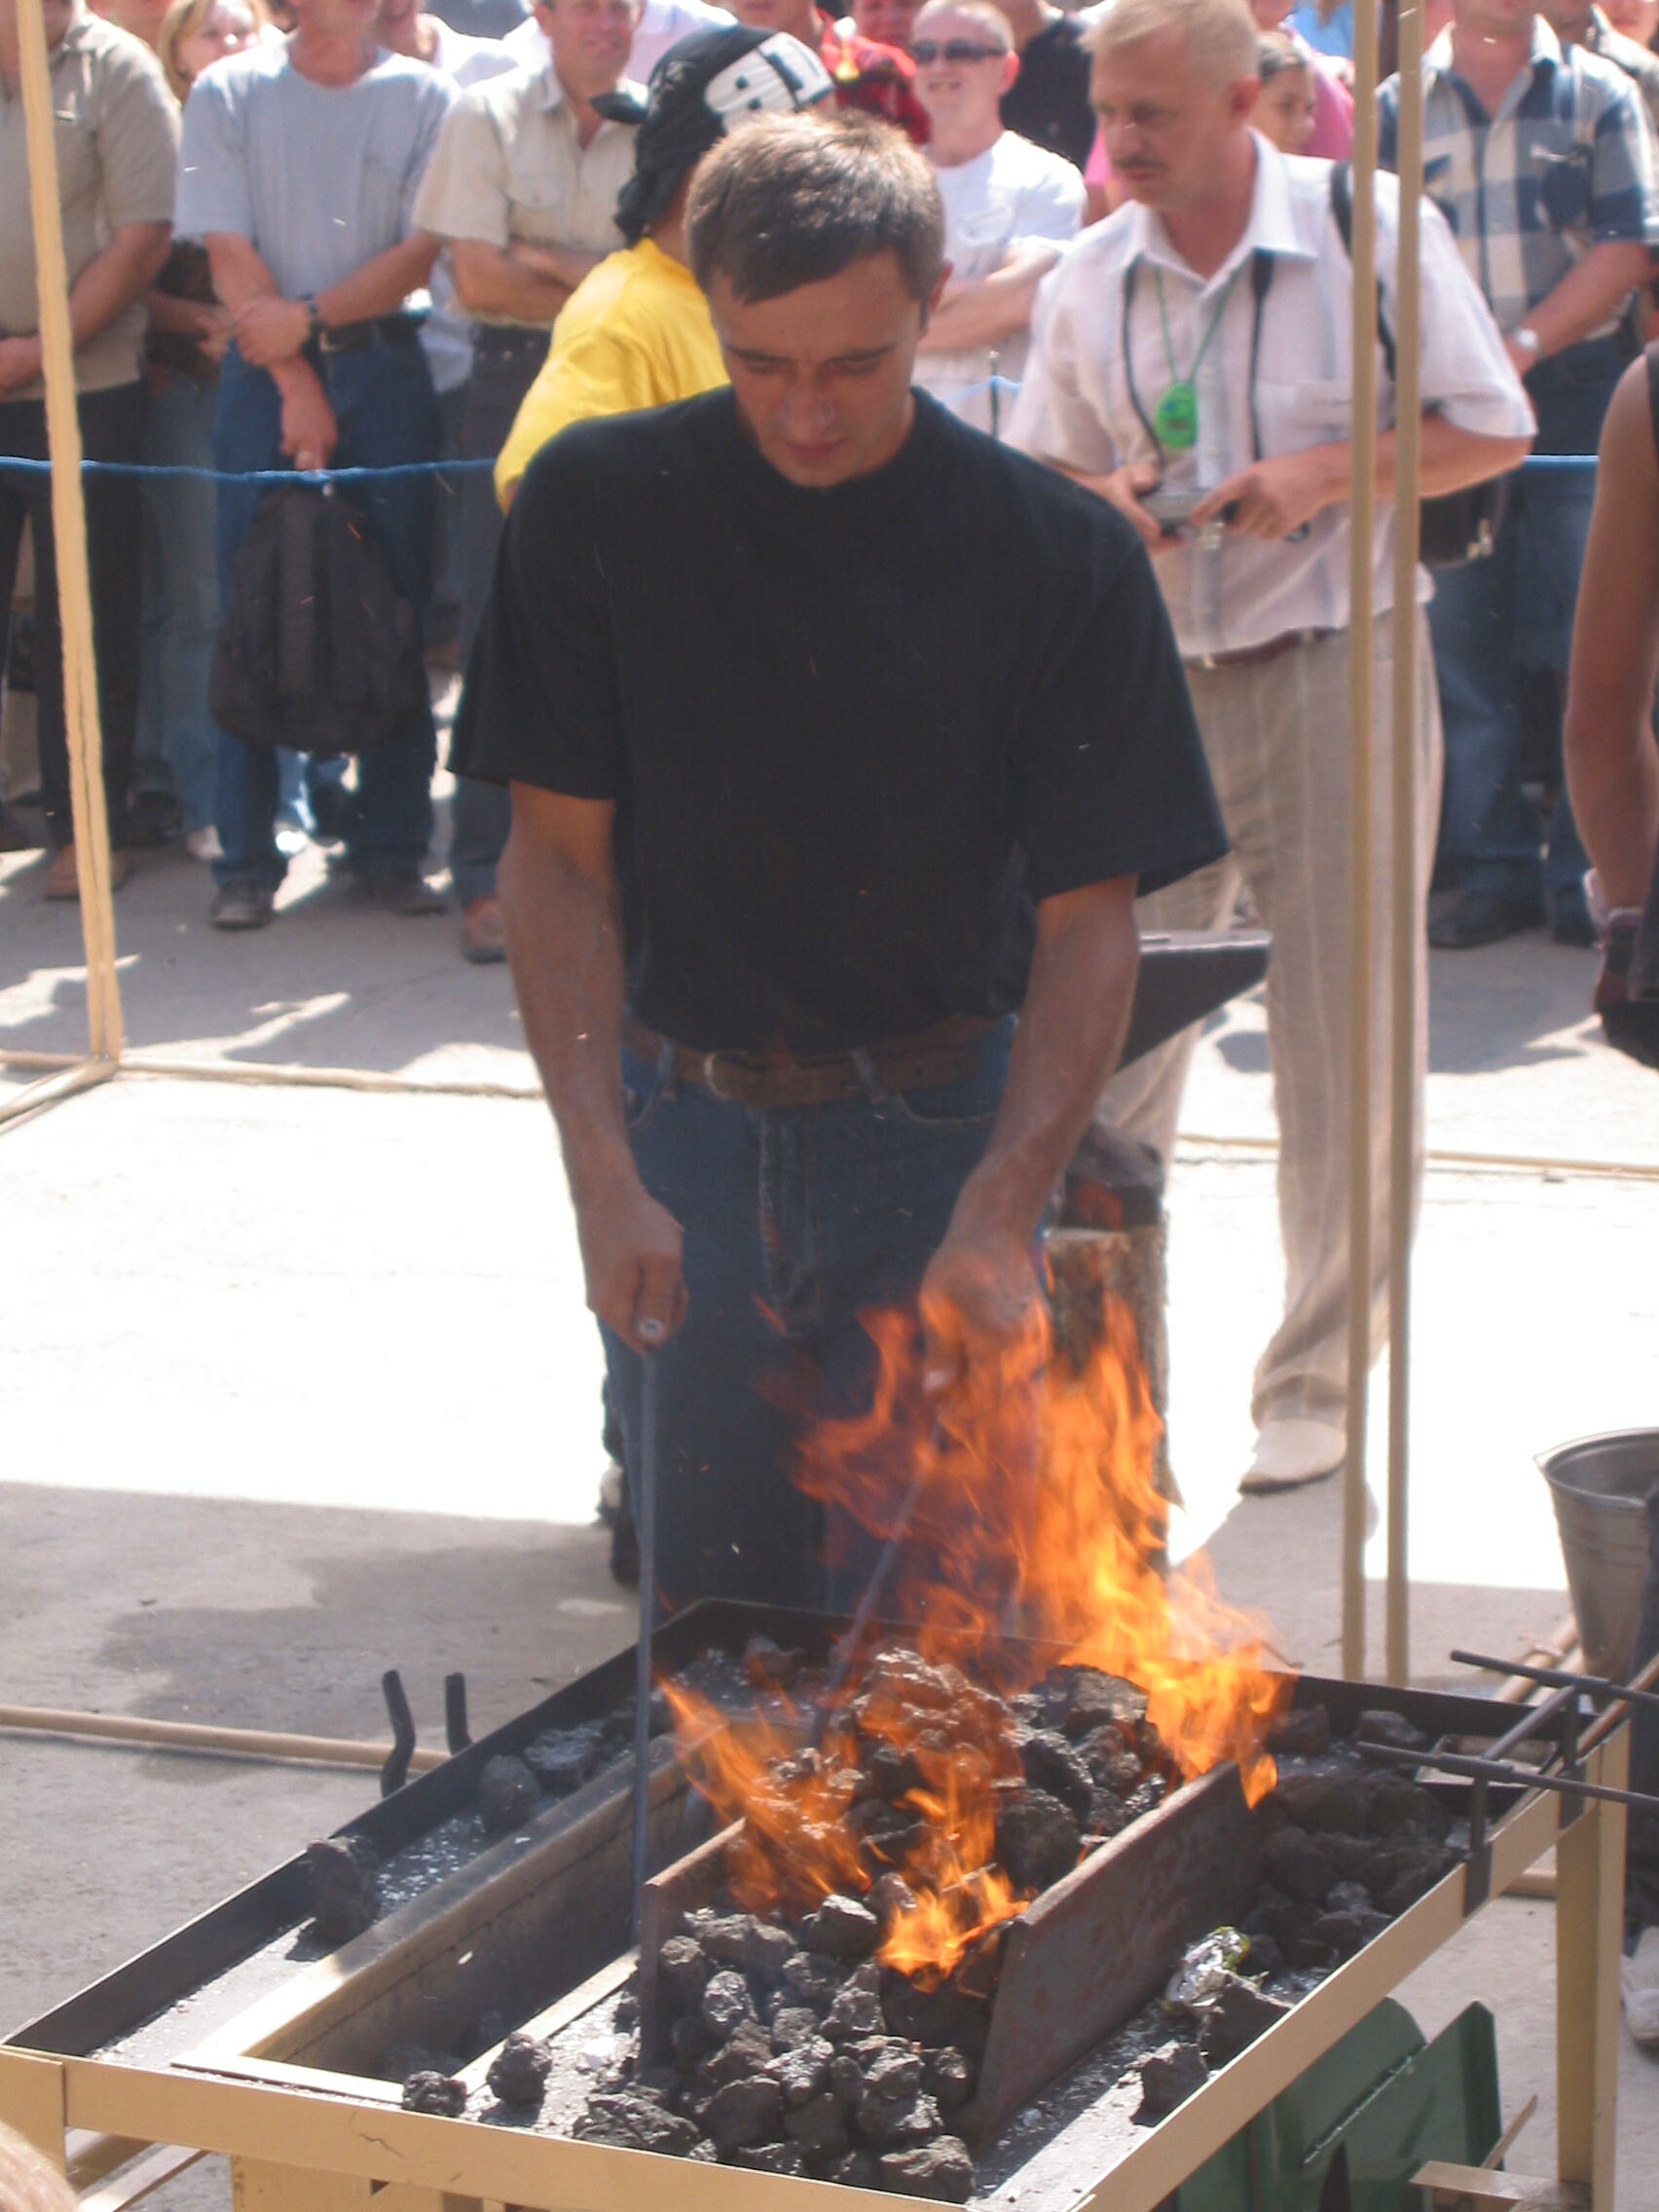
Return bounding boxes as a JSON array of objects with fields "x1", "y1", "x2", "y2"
[
  {"x1": 1000, "y1": 16, "x2": 1094, "y2": 173},
  {"x1": 456, "y1": 387, "x2": 1225, "y2": 1054}
]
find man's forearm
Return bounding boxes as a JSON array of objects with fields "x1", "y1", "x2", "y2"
[
  {"x1": 1525, "y1": 240, "x2": 1653, "y2": 357},
  {"x1": 951, "y1": 881, "x2": 1139, "y2": 1246},
  {"x1": 68, "y1": 223, "x2": 172, "y2": 350},
  {"x1": 917, "y1": 247, "x2": 1060, "y2": 354},
  {"x1": 1567, "y1": 710, "x2": 1659, "y2": 907},
  {"x1": 448, "y1": 239, "x2": 570, "y2": 324},
  {"x1": 314, "y1": 235, "x2": 438, "y2": 328},
  {"x1": 498, "y1": 808, "x2": 632, "y2": 1203}
]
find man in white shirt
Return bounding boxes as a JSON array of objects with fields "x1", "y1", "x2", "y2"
[
  {"x1": 503, "y1": 0, "x2": 732, "y2": 78},
  {"x1": 416, "y1": 0, "x2": 641, "y2": 959},
  {"x1": 1009, "y1": 0, "x2": 1533, "y2": 1493},
  {"x1": 910, "y1": 0, "x2": 1083, "y2": 432}
]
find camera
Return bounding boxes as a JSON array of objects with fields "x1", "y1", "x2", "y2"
[{"x1": 1142, "y1": 490, "x2": 1199, "y2": 535}]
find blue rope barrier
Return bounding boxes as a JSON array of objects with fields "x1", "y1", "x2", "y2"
[
  {"x1": 0, "y1": 381, "x2": 1602, "y2": 484},
  {"x1": 0, "y1": 454, "x2": 498, "y2": 484}
]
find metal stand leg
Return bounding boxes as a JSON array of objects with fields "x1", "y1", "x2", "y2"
[
  {"x1": 630, "y1": 1349, "x2": 660, "y2": 1941},
  {"x1": 1556, "y1": 1728, "x2": 1628, "y2": 2208}
]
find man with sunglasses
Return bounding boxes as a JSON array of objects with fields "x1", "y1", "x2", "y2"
[
  {"x1": 911, "y1": 0, "x2": 1084, "y2": 432},
  {"x1": 1010, "y1": 0, "x2": 1531, "y2": 1497}
]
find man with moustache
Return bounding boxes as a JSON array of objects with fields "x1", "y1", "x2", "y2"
[{"x1": 1010, "y1": 0, "x2": 1532, "y2": 1494}]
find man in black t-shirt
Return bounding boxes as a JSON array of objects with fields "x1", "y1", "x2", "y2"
[{"x1": 458, "y1": 111, "x2": 1224, "y2": 1612}]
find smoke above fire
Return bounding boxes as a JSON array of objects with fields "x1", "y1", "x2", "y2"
[{"x1": 665, "y1": 1294, "x2": 1291, "y2": 1988}]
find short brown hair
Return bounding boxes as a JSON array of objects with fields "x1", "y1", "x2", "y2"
[{"x1": 687, "y1": 112, "x2": 945, "y2": 307}]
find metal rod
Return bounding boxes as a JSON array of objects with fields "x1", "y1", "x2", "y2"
[
  {"x1": 1363, "y1": 1740, "x2": 1659, "y2": 1814},
  {"x1": 1579, "y1": 1644, "x2": 1659, "y2": 1754},
  {"x1": 1452, "y1": 1648, "x2": 1659, "y2": 1714},
  {"x1": 17, "y1": 0, "x2": 123, "y2": 1061},
  {"x1": 813, "y1": 1443, "x2": 934, "y2": 1740},
  {"x1": 1342, "y1": 0, "x2": 1382, "y2": 1683},
  {"x1": 0, "y1": 1702, "x2": 445, "y2": 1774},
  {"x1": 631, "y1": 1347, "x2": 660, "y2": 1940},
  {"x1": 1385, "y1": 0, "x2": 1425, "y2": 1691}
]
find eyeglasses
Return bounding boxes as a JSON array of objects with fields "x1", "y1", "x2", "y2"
[{"x1": 910, "y1": 38, "x2": 1007, "y2": 62}]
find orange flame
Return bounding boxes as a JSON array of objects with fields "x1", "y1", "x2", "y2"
[{"x1": 666, "y1": 1292, "x2": 1291, "y2": 1987}]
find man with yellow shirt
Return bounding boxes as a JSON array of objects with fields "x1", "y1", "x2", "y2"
[{"x1": 494, "y1": 24, "x2": 833, "y2": 502}]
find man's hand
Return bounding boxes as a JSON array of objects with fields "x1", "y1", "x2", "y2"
[
  {"x1": 1072, "y1": 459, "x2": 1173, "y2": 554},
  {"x1": 919, "y1": 1219, "x2": 1045, "y2": 1403},
  {"x1": 197, "y1": 302, "x2": 235, "y2": 365},
  {"x1": 233, "y1": 294, "x2": 312, "y2": 368},
  {"x1": 0, "y1": 335, "x2": 44, "y2": 394},
  {"x1": 1192, "y1": 446, "x2": 1344, "y2": 540},
  {"x1": 575, "y1": 1163, "x2": 688, "y2": 1353},
  {"x1": 276, "y1": 364, "x2": 338, "y2": 471}
]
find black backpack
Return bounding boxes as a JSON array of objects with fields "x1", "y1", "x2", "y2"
[{"x1": 209, "y1": 484, "x2": 426, "y2": 754}]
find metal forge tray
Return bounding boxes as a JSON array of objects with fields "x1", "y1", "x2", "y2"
[{"x1": 0, "y1": 1604, "x2": 1632, "y2": 2212}]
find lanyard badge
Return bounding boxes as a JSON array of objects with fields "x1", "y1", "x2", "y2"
[{"x1": 1124, "y1": 249, "x2": 1275, "y2": 475}]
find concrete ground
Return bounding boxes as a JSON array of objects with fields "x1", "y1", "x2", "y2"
[{"x1": 3, "y1": 786, "x2": 1658, "y2": 2202}]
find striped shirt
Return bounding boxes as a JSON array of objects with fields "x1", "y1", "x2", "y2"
[{"x1": 1378, "y1": 18, "x2": 1659, "y2": 336}]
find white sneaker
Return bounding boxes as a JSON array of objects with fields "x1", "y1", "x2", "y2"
[
  {"x1": 184, "y1": 825, "x2": 223, "y2": 863},
  {"x1": 1239, "y1": 1418, "x2": 1346, "y2": 1494},
  {"x1": 1623, "y1": 1925, "x2": 1659, "y2": 2047},
  {"x1": 598, "y1": 1458, "x2": 624, "y2": 1525}
]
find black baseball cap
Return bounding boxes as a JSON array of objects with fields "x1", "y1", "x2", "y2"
[{"x1": 596, "y1": 26, "x2": 835, "y2": 245}]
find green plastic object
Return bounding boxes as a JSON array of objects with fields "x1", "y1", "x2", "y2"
[{"x1": 1174, "y1": 2000, "x2": 1502, "y2": 2212}]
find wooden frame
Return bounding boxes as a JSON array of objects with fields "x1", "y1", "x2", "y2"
[
  {"x1": 2, "y1": 0, "x2": 124, "y2": 1134},
  {"x1": 0, "y1": 1731, "x2": 1629, "y2": 2211}
]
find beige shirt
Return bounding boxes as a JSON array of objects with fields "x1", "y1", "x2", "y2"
[
  {"x1": 0, "y1": 9, "x2": 179, "y2": 398},
  {"x1": 413, "y1": 62, "x2": 638, "y2": 329}
]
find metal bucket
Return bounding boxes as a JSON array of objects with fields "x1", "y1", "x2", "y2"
[{"x1": 1537, "y1": 1430, "x2": 1659, "y2": 1682}]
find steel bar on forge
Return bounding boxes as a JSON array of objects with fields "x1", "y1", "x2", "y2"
[
  {"x1": 1343, "y1": 0, "x2": 1382, "y2": 1681},
  {"x1": 1361, "y1": 1741, "x2": 1659, "y2": 1815},
  {"x1": 1452, "y1": 1649, "x2": 1659, "y2": 1713},
  {"x1": 1385, "y1": 0, "x2": 1425, "y2": 1688}
]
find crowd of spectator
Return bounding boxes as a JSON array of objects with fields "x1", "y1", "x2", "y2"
[{"x1": 0, "y1": 0, "x2": 1655, "y2": 975}]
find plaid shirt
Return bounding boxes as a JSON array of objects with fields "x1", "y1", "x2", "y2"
[{"x1": 1379, "y1": 18, "x2": 1659, "y2": 335}]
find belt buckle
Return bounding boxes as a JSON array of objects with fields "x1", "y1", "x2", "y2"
[{"x1": 701, "y1": 1051, "x2": 746, "y2": 1102}]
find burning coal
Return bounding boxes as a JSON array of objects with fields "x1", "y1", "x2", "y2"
[{"x1": 666, "y1": 1296, "x2": 1290, "y2": 1987}]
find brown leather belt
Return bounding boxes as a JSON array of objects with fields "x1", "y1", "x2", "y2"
[
  {"x1": 1188, "y1": 626, "x2": 1335, "y2": 673},
  {"x1": 622, "y1": 1014, "x2": 999, "y2": 1110}
]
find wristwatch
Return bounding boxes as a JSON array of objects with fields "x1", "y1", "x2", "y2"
[
  {"x1": 299, "y1": 294, "x2": 324, "y2": 346},
  {"x1": 1511, "y1": 325, "x2": 1542, "y2": 364}
]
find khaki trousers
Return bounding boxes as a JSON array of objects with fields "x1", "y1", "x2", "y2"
[{"x1": 1098, "y1": 607, "x2": 1443, "y2": 1438}]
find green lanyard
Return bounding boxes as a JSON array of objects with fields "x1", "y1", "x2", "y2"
[{"x1": 1152, "y1": 266, "x2": 1238, "y2": 453}]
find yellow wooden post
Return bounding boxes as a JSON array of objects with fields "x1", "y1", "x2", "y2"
[
  {"x1": 1343, "y1": 0, "x2": 1382, "y2": 1681},
  {"x1": 1385, "y1": 0, "x2": 1426, "y2": 1687},
  {"x1": 16, "y1": 0, "x2": 124, "y2": 1064}
]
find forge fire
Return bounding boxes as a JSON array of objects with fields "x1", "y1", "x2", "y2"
[{"x1": 666, "y1": 1297, "x2": 1290, "y2": 1986}]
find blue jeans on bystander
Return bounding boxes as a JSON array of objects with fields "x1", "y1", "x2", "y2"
[
  {"x1": 139, "y1": 368, "x2": 220, "y2": 835},
  {"x1": 602, "y1": 1022, "x2": 1014, "y2": 1618},
  {"x1": 1427, "y1": 336, "x2": 1620, "y2": 916}
]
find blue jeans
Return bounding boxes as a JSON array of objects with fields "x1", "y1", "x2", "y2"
[
  {"x1": 139, "y1": 370, "x2": 220, "y2": 833},
  {"x1": 211, "y1": 341, "x2": 438, "y2": 888},
  {"x1": 1428, "y1": 337, "x2": 1619, "y2": 910},
  {"x1": 450, "y1": 328, "x2": 546, "y2": 908},
  {"x1": 603, "y1": 1022, "x2": 1014, "y2": 1617}
]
